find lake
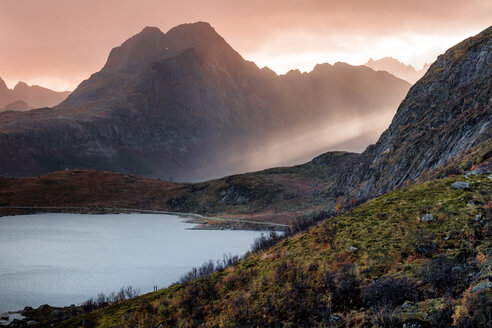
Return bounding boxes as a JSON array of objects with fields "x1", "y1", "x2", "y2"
[{"x1": 0, "y1": 213, "x2": 264, "y2": 313}]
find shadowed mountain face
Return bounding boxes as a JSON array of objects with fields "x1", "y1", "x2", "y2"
[
  {"x1": 0, "y1": 22, "x2": 410, "y2": 181},
  {"x1": 365, "y1": 57, "x2": 431, "y2": 84},
  {"x1": 0, "y1": 79, "x2": 70, "y2": 111}
]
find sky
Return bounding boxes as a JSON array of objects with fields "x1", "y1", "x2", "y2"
[{"x1": 0, "y1": 0, "x2": 490, "y2": 91}]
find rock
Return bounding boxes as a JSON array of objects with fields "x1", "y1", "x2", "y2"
[
  {"x1": 475, "y1": 213, "x2": 483, "y2": 222},
  {"x1": 420, "y1": 214, "x2": 433, "y2": 222},
  {"x1": 470, "y1": 168, "x2": 484, "y2": 175},
  {"x1": 451, "y1": 181, "x2": 469, "y2": 189},
  {"x1": 471, "y1": 281, "x2": 492, "y2": 293},
  {"x1": 236, "y1": 195, "x2": 249, "y2": 205},
  {"x1": 403, "y1": 322, "x2": 422, "y2": 328},
  {"x1": 50, "y1": 309, "x2": 61, "y2": 317},
  {"x1": 329, "y1": 314, "x2": 341, "y2": 322},
  {"x1": 488, "y1": 173, "x2": 492, "y2": 180},
  {"x1": 349, "y1": 246, "x2": 359, "y2": 252},
  {"x1": 464, "y1": 168, "x2": 484, "y2": 177}
]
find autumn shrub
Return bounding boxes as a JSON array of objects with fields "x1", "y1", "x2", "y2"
[
  {"x1": 453, "y1": 290, "x2": 492, "y2": 327},
  {"x1": 420, "y1": 254, "x2": 477, "y2": 297},
  {"x1": 362, "y1": 277, "x2": 417, "y2": 327},
  {"x1": 427, "y1": 297, "x2": 455, "y2": 328},
  {"x1": 325, "y1": 264, "x2": 362, "y2": 311},
  {"x1": 251, "y1": 231, "x2": 284, "y2": 253},
  {"x1": 410, "y1": 231, "x2": 438, "y2": 257}
]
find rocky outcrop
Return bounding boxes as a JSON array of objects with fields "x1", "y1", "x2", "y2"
[{"x1": 338, "y1": 26, "x2": 491, "y2": 199}]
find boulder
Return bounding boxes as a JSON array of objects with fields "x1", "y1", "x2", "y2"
[
  {"x1": 420, "y1": 214, "x2": 433, "y2": 222},
  {"x1": 451, "y1": 181, "x2": 469, "y2": 189}
]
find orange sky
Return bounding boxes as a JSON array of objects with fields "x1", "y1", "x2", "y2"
[{"x1": 0, "y1": 0, "x2": 490, "y2": 91}]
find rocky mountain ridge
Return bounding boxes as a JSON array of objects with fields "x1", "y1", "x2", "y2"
[{"x1": 0, "y1": 22, "x2": 410, "y2": 181}]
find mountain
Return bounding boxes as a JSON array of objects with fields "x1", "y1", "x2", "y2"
[
  {"x1": 1, "y1": 100, "x2": 32, "y2": 111},
  {"x1": 0, "y1": 78, "x2": 70, "y2": 111},
  {"x1": 0, "y1": 22, "x2": 410, "y2": 182},
  {"x1": 365, "y1": 57, "x2": 431, "y2": 84}
]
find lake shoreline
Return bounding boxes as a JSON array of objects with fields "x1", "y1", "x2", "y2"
[{"x1": 0, "y1": 206, "x2": 288, "y2": 231}]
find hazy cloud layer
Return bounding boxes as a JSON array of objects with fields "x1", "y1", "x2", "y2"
[{"x1": 0, "y1": 0, "x2": 490, "y2": 90}]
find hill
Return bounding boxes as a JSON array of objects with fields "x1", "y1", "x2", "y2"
[
  {"x1": 14, "y1": 173, "x2": 490, "y2": 327},
  {"x1": 0, "y1": 78, "x2": 70, "y2": 110},
  {"x1": 0, "y1": 22, "x2": 410, "y2": 182}
]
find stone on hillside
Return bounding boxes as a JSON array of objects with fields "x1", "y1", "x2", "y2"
[
  {"x1": 470, "y1": 168, "x2": 484, "y2": 175},
  {"x1": 349, "y1": 246, "x2": 359, "y2": 252},
  {"x1": 471, "y1": 281, "x2": 492, "y2": 293},
  {"x1": 475, "y1": 213, "x2": 483, "y2": 222},
  {"x1": 464, "y1": 168, "x2": 484, "y2": 177},
  {"x1": 488, "y1": 173, "x2": 492, "y2": 180},
  {"x1": 420, "y1": 214, "x2": 433, "y2": 222},
  {"x1": 451, "y1": 181, "x2": 469, "y2": 189},
  {"x1": 403, "y1": 322, "x2": 422, "y2": 328}
]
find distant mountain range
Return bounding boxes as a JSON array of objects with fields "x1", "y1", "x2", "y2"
[
  {"x1": 365, "y1": 57, "x2": 431, "y2": 84},
  {"x1": 0, "y1": 22, "x2": 410, "y2": 181},
  {"x1": 0, "y1": 78, "x2": 70, "y2": 111}
]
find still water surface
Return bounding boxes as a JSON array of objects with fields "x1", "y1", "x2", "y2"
[{"x1": 0, "y1": 213, "x2": 263, "y2": 313}]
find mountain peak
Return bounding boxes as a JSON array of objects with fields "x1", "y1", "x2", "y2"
[
  {"x1": 101, "y1": 22, "x2": 239, "y2": 74},
  {"x1": 13, "y1": 81, "x2": 29, "y2": 91},
  {"x1": 0, "y1": 77, "x2": 8, "y2": 91},
  {"x1": 140, "y1": 26, "x2": 163, "y2": 35}
]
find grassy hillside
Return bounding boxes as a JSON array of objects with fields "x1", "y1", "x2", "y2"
[{"x1": 53, "y1": 173, "x2": 491, "y2": 327}]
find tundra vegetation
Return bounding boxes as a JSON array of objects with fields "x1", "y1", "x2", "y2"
[{"x1": 48, "y1": 173, "x2": 491, "y2": 328}]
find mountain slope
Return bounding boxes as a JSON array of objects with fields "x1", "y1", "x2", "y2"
[
  {"x1": 45, "y1": 173, "x2": 490, "y2": 328},
  {"x1": 0, "y1": 78, "x2": 70, "y2": 110},
  {"x1": 0, "y1": 22, "x2": 410, "y2": 181},
  {"x1": 365, "y1": 57, "x2": 430, "y2": 84},
  {"x1": 347, "y1": 26, "x2": 491, "y2": 199}
]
